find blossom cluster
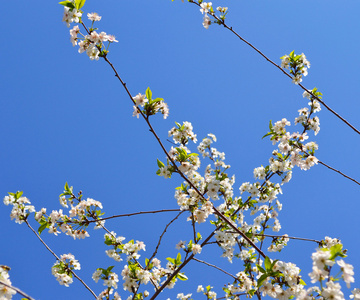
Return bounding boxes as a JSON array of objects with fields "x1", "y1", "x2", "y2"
[
  {"x1": 295, "y1": 238, "x2": 360, "y2": 300},
  {"x1": 132, "y1": 88, "x2": 169, "y2": 120},
  {"x1": 176, "y1": 239, "x2": 202, "y2": 255},
  {"x1": 61, "y1": 1, "x2": 118, "y2": 61},
  {"x1": 4, "y1": 183, "x2": 105, "y2": 242},
  {"x1": 280, "y1": 51, "x2": 311, "y2": 84},
  {"x1": 35, "y1": 184, "x2": 104, "y2": 239},
  {"x1": 3, "y1": 192, "x2": 35, "y2": 224},
  {"x1": 92, "y1": 267, "x2": 120, "y2": 299},
  {"x1": 104, "y1": 231, "x2": 145, "y2": 262},
  {"x1": 223, "y1": 271, "x2": 255, "y2": 298},
  {"x1": 0, "y1": 266, "x2": 16, "y2": 300},
  {"x1": 197, "y1": 285, "x2": 217, "y2": 299},
  {"x1": 258, "y1": 259, "x2": 303, "y2": 299},
  {"x1": 198, "y1": 2, "x2": 229, "y2": 29},
  {"x1": 51, "y1": 253, "x2": 80, "y2": 287},
  {"x1": 168, "y1": 121, "x2": 197, "y2": 145},
  {"x1": 119, "y1": 253, "x2": 187, "y2": 294}
]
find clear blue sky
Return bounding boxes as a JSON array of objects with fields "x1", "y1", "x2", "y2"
[{"x1": 1, "y1": 1, "x2": 360, "y2": 299}]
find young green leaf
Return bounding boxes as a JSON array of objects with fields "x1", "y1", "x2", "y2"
[
  {"x1": 264, "y1": 256, "x2": 272, "y2": 271},
  {"x1": 75, "y1": 0, "x2": 86, "y2": 9},
  {"x1": 157, "y1": 159, "x2": 165, "y2": 168},
  {"x1": 175, "y1": 252, "x2": 182, "y2": 265},
  {"x1": 177, "y1": 273, "x2": 188, "y2": 281},
  {"x1": 257, "y1": 274, "x2": 269, "y2": 287},
  {"x1": 59, "y1": 1, "x2": 75, "y2": 9},
  {"x1": 38, "y1": 223, "x2": 48, "y2": 235},
  {"x1": 146, "y1": 87, "x2": 152, "y2": 101}
]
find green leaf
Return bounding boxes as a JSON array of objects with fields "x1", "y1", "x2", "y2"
[
  {"x1": 177, "y1": 272, "x2": 188, "y2": 281},
  {"x1": 188, "y1": 153, "x2": 199, "y2": 157},
  {"x1": 269, "y1": 120, "x2": 273, "y2": 130},
  {"x1": 157, "y1": 159, "x2": 165, "y2": 168},
  {"x1": 256, "y1": 264, "x2": 266, "y2": 274},
  {"x1": 146, "y1": 87, "x2": 152, "y2": 101},
  {"x1": 176, "y1": 252, "x2": 182, "y2": 264},
  {"x1": 270, "y1": 259, "x2": 279, "y2": 270},
  {"x1": 299, "y1": 278, "x2": 306, "y2": 285},
  {"x1": 257, "y1": 274, "x2": 268, "y2": 287},
  {"x1": 329, "y1": 244, "x2": 346, "y2": 259},
  {"x1": 262, "y1": 132, "x2": 272, "y2": 139},
  {"x1": 38, "y1": 223, "x2": 48, "y2": 235},
  {"x1": 15, "y1": 191, "x2": 23, "y2": 199},
  {"x1": 166, "y1": 257, "x2": 175, "y2": 264},
  {"x1": 59, "y1": 1, "x2": 75, "y2": 9},
  {"x1": 152, "y1": 97, "x2": 164, "y2": 103},
  {"x1": 75, "y1": 0, "x2": 86, "y2": 9},
  {"x1": 99, "y1": 266, "x2": 115, "y2": 276},
  {"x1": 264, "y1": 256, "x2": 271, "y2": 271}
]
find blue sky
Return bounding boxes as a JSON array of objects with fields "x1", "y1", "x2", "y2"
[{"x1": 1, "y1": 1, "x2": 360, "y2": 299}]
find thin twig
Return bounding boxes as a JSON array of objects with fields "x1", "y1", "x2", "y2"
[
  {"x1": 226, "y1": 231, "x2": 322, "y2": 244},
  {"x1": 217, "y1": 294, "x2": 247, "y2": 300},
  {"x1": 0, "y1": 280, "x2": 35, "y2": 300},
  {"x1": 84, "y1": 209, "x2": 181, "y2": 223},
  {"x1": 25, "y1": 220, "x2": 97, "y2": 298},
  {"x1": 193, "y1": 258, "x2": 238, "y2": 281},
  {"x1": 255, "y1": 234, "x2": 321, "y2": 244},
  {"x1": 318, "y1": 160, "x2": 360, "y2": 186},
  {"x1": 149, "y1": 229, "x2": 218, "y2": 300},
  {"x1": 148, "y1": 211, "x2": 185, "y2": 265}
]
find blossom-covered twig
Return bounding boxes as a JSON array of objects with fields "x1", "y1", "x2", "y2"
[
  {"x1": 25, "y1": 220, "x2": 97, "y2": 298},
  {"x1": 187, "y1": 0, "x2": 360, "y2": 137},
  {"x1": 101, "y1": 54, "x2": 267, "y2": 259}
]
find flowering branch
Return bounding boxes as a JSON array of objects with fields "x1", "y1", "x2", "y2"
[
  {"x1": 101, "y1": 54, "x2": 267, "y2": 259},
  {"x1": 188, "y1": 0, "x2": 360, "y2": 137},
  {"x1": 0, "y1": 280, "x2": 35, "y2": 300},
  {"x1": 25, "y1": 220, "x2": 97, "y2": 298}
]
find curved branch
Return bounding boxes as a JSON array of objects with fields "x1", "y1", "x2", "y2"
[{"x1": 147, "y1": 211, "x2": 185, "y2": 265}]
